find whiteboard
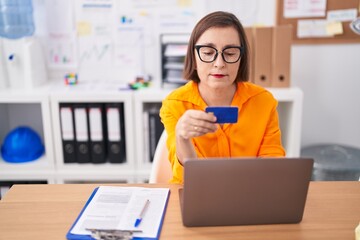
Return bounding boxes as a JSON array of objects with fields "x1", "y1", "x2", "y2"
[{"x1": 32, "y1": 0, "x2": 276, "y2": 85}]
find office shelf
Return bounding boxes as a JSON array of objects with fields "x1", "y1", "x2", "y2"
[
  {"x1": 160, "y1": 34, "x2": 190, "y2": 86},
  {"x1": 133, "y1": 88, "x2": 172, "y2": 181},
  {"x1": 50, "y1": 82, "x2": 136, "y2": 183},
  {"x1": 0, "y1": 89, "x2": 55, "y2": 183},
  {"x1": 267, "y1": 87, "x2": 303, "y2": 157},
  {"x1": 0, "y1": 82, "x2": 303, "y2": 183}
]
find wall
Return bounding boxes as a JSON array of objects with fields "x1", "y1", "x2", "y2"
[
  {"x1": 291, "y1": 44, "x2": 360, "y2": 149},
  {"x1": 32, "y1": 0, "x2": 277, "y2": 86},
  {"x1": 205, "y1": 0, "x2": 360, "y2": 149},
  {"x1": 3, "y1": 0, "x2": 360, "y2": 150}
]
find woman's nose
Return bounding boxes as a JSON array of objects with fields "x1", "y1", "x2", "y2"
[{"x1": 213, "y1": 53, "x2": 225, "y2": 68}]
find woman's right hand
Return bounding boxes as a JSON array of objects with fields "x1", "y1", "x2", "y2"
[{"x1": 176, "y1": 109, "x2": 218, "y2": 140}]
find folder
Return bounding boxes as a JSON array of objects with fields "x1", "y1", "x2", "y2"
[
  {"x1": 74, "y1": 104, "x2": 91, "y2": 163},
  {"x1": 253, "y1": 27, "x2": 272, "y2": 87},
  {"x1": 106, "y1": 103, "x2": 126, "y2": 163},
  {"x1": 244, "y1": 27, "x2": 254, "y2": 83},
  {"x1": 59, "y1": 104, "x2": 77, "y2": 163},
  {"x1": 271, "y1": 25, "x2": 292, "y2": 88},
  {"x1": 148, "y1": 109, "x2": 164, "y2": 162},
  {"x1": 66, "y1": 186, "x2": 170, "y2": 240},
  {"x1": 143, "y1": 111, "x2": 150, "y2": 163},
  {"x1": 88, "y1": 103, "x2": 107, "y2": 164}
]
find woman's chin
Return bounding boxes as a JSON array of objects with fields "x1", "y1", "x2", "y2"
[{"x1": 207, "y1": 79, "x2": 234, "y2": 89}]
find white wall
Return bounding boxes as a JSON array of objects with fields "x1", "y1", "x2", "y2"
[
  {"x1": 5, "y1": 0, "x2": 360, "y2": 150},
  {"x1": 205, "y1": 0, "x2": 360, "y2": 149},
  {"x1": 291, "y1": 44, "x2": 360, "y2": 149}
]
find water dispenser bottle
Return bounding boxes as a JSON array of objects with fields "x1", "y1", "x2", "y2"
[{"x1": 0, "y1": 0, "x2": 35, "y2": 39}]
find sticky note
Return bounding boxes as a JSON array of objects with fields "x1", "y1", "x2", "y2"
[
  {"x1": 177, "y1": 0, "x2": 192, "y2": 7},
  {"x1": 77, "y1": 22, "x2": 92, "y2": 36},
  {"x1": 326, "y1": 22, "x2": 343, "y2": 35}
]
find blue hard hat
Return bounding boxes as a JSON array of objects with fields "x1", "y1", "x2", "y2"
[{"x1": 1, "y1": 126, "x2": 45, "y2": 163}]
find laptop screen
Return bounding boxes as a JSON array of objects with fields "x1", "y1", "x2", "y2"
[{"x1": 180, "y1": 157, "x2": 314, "y2": 227}]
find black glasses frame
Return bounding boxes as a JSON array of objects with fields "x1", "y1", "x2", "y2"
[{"x1": 194, "y1": 45, "x2": 244, "y2": 64}]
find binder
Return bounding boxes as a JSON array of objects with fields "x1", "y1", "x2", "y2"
[
  {"x1": 148, "y1": 109, "x2": 164, "y2": 162},
  {"x1": 143, "y1": 111, "x2": 150, "y2": 163},
  {"x1": 244, "y1": 27, "x2": 254, "y2": 83},
  {"x1": 271, "y1": 25, "x2": 292, "y2": 88},
  {"x1": 74, "y1": 104, "x2": 91, "y2": 163},
  {"x1": 106, "y1": 103, "x2": 126, "y2": 163},
  {"x1": 253, "y1": 27, "x2": 272, "y2": 87},
  {"x1": 59, "y1": 104, "x2": 77, "y2": 163},
  {"x1": 66, "y1": 186, "x2": 170, "y2": 240},
  {"x1": 88, "y1": 103, "x2": 107, "y2": 164}
]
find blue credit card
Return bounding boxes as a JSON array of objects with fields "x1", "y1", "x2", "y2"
[{"x1": 205, "y1": 106, "x2": 238, "y2": 124}]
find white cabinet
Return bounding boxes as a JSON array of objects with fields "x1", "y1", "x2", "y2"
[
  {"x1": 268, "y1": 88, "x2": 303, "y2": 157},
  {"x1": 133, "y1": 88, "x2": 172, "y2": 182},
  {"x1": 50, "y1": 86, "x2": 136, "y2": 183},
  {"x1": 0, "y1": 89, "x2": 55, "y2": 183},
  {"x1": 0, "y1": 83, "x2": 303, "y2": 184}
]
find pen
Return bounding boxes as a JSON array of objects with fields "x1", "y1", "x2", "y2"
[{"x1": 134, "y1": 199, "x2": 150, "y2": 227}]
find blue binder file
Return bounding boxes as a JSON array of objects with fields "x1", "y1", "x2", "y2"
[{"x1": 66, "y1": 186, "x2": 170, "y2": 240}]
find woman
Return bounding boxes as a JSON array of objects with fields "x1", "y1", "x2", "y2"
[{"x1": 160, "y1": 11, "x2": 285, "y2": 184}]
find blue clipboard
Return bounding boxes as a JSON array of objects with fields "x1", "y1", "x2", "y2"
[{"x1": 66, "y1": 187, "x2": 170, "y2": 240}]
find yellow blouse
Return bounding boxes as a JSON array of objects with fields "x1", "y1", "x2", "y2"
[{"x1": 160, "y1": 81, "x2": 285, "y2": 183}]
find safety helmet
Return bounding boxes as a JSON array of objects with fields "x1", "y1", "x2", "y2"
[{"x1": 1, "y1": 126, "x2": 45, "y2": 163}]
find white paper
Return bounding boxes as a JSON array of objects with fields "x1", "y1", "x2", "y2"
[
  {"x1": 70, "y1": 186, "x2": 170, "y2": 238},
  {"x1": 284, "y1": 0, "x2": 327, "y2": 18},
  {"x1": 45, "y1": 0, "x2": 74, "y2": 34},
  {"x1": 327, "y1": 9, "x2": 358, "y2": 22},
  {"x1": 114, "y1": 26, "x2": 143, "y2": 71},
  {"x1": 297, "y1": 19, "x2": 333, "y2": 38},
  {"x1": 75, "y1": 0, "x2": 115, "y2": 67},
  {"x1": 45, "y1": 0, "x2": 78, "y2": 68},
  {"x1": 47, "y1": 33, "x2": 78, "y2": 68}
]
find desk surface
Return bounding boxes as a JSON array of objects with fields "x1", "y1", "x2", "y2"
[{"x1": 0, "y1": 182, "x2": 359, "y2": 240}]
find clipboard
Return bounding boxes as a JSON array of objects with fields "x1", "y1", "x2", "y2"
[{"x1": 66, "y1": 186, "x2": 170, "y2": 240}]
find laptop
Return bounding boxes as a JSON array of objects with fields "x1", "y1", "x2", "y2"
[{"x1": 179, "y1": 157, "x2": 314, "y2": 227}]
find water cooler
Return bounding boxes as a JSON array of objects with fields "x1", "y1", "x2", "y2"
[
  {"x1": 0, "y1": 38, "x2": 8, "y2": 88},
  {"x1": 0, "y1": 0, "x2": 47, "y2": 89}
]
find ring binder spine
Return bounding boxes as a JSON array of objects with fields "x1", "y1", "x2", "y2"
[
  {"x1": 88, "y1": 103, "x2": 107, "y2": 164},
  {"x1": 105, "y1": 103, "x2": 126, "y2": 163},
  {"x1": 60, "y1": 103, "x2": 77, "y2": 163},
  {"x1": 74, "y1": 104, "x2": 91, "y2": 163}
]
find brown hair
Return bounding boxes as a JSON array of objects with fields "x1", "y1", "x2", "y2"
[{"x1": 183, "y1": 11, "x2": 249, "y2": 82}]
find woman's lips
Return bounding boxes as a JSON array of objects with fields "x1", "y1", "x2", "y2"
[{"x1": 211, "y1": 74, "x2": 226, "y2": 78}]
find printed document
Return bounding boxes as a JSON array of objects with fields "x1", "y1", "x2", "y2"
[{"x1": 70, "y1": 186, "x2": 169, "y2": 238}]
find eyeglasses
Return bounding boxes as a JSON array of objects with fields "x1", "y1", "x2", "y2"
[{"x1": 195, "y1": 45, "x2": 243, "y2": 64}]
